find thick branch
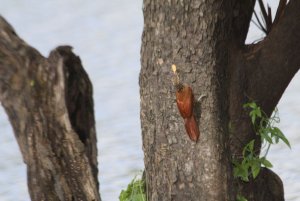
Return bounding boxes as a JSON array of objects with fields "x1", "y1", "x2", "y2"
[
  {"x1": 231, "y1": 0, "x2": 256, "y2": 45},
  {"x1": 273, "y1": 0, "x2": 287, "y2": 28},
  {"x1": 0, "y1": 16, "x2": 100, "y2": 201},
  {"x1": 245, "y1": 0, "x2": 300, "y2": 115},
  {"x1": 56, "y1": 46, "x2": 99, "y2": 189}
]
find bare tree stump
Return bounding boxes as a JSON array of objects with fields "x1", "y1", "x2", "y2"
[{"x1": 0, "y1": 16, "x2": 101, "y2": 201}]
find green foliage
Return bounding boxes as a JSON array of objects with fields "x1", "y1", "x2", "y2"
[
  {"x1": 119, "y1": 176, "x2": 146, "y2": 201},
  {"x1": 233, "y1": 102, "x2": 290, "y2": 182},
  {"x1": 245, "y1": 102, "x2": 291, "y2": 148},
  {"x1": 237, "y1": 194, "x2": 248, "y2": 201}
]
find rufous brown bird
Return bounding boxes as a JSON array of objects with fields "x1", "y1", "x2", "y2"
[{"x1": 172, "y1": 64, "x2": 200, "y2": 142}]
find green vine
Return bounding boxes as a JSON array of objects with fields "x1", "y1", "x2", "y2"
[
  {"x1": 233, "y1": 102, "x2": 290, "y2": 182},
  {"x1": 233, "y1": 102, "x2": 291, "y2": 200}
]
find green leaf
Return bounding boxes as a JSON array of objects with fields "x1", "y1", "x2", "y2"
[
  {"x1": 256, "y1": 107, "x2": 262, "y2": 118},
  {"x1": 245, "y1": 102, "x2": 257, "y2": 109},
  {"x1": 251, "y1": 161, "x2": 261, "y2": 179},
  {"x1": 120, "y1": 190, "x2": 130, "y2": 201},
  {"x1": 260, "y1": 130, "x2": 273, "y2": 144},
  {"x1": 243, "y1": 140, "x2": 254, "y2": 156},
  {"x1": 251, "y1": 114, "x2": 256, "y2": 125},
  {"x1": 119, "y1": 176, "x2": 146, "y2": 201},
  {"x1": 237, "y1": 194, "x2": 248, "y2": 201},
  {"x1": 129, "y1": 194, "x2": 146, "y2": 201},
  {"x1": 274, "y1": 135, "x2": 280, "y2": 143},
  {"x1": 243, "y1": 103, "x2": 250, "y2": 109},
  {"x1": 233, "y1": 163, "x2": 249, "y2": 182},
  {"x1": 261, "y1": 157, "x2": 273, "y2": 168},
  {"x1": 273, "y1": 127, "x2": 291, "y2": 148},
  {"x1": 244, "y1": 102, "x2": 263, "y2": 125}
]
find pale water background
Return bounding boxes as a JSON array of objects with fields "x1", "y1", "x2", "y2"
[{"x1": 0, "y1": 1, "x2": 299, "y2": 201}]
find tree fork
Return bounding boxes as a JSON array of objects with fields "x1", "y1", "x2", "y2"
[
  {"x1": 0, "y1": 16, "x2": 101, "y2": 201},
  {"x1": 228, "y1": 1, "x2": 300, "y2": 200}
]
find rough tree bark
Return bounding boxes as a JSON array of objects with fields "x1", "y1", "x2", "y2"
[
  {"x1": 140, "y1": 0, "x2": 300, "y2": 201},
  {"x1": 0, "y1": 16, "x2": 101, "y2": 201}
]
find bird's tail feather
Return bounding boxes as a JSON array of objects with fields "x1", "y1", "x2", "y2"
[{"x1": 184, "y1": 115, "x2": 200, "y2": 142}]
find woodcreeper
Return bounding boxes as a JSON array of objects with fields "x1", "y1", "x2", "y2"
[{"x1": 172, "y1": 64, "x2": 200, "y2": 142}]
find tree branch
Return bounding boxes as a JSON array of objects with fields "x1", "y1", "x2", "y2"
[
  {"x1": 245, "y1": 0, "x2": 300, "y2": 115},
  {"x1": 0, "y1": 16, "x2": 100, "y2": 201},
  {"x1": 273, "y1": 0, "x2": 287, "y2": 28},
  {"x1": 231, "y1": 0, "x2": 256, "y2": 45}
]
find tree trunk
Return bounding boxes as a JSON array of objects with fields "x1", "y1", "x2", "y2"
[
  {"x1": 140, "y1": 1, "x2": 233, "y2": 200},
  {"x1": 140, "y1": 0, "x2": 300, "y2": 200},
  {"x1": 0, "y1": 16, "x2": 101, "y2": 201}
]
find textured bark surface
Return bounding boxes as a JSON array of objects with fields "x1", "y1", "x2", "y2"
[
  {"x1": 140, "y1": 0, "x2": 300, "y2": 200},
  {"x1": 140, "y1": 1, "x2": 233, "y2": 200},
  {"x1": 0, "y1": 16, "x2": 100, "y2": 201}
]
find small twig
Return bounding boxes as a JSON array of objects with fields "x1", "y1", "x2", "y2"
[
  {"x1": 253, "y1": 11, "x2": 267, "y2": 34},
  {"x1": 197, "y1": 94, "x2": 207, "y2": 102},
  {"x1": 258, "y1": 0, "x2": 268, "y2": 26}
]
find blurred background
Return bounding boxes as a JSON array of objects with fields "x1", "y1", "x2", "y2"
[{"x1": 0, "y1": 0, "x2": 299, "y2": 201}]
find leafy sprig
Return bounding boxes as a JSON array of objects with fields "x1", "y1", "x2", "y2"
[
  {"x1": 119, "y1": 175, "x2": 146, "y2": 201},
  {"x1": 233, "y1": 102, "x2": 290, "y2": 182}
]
